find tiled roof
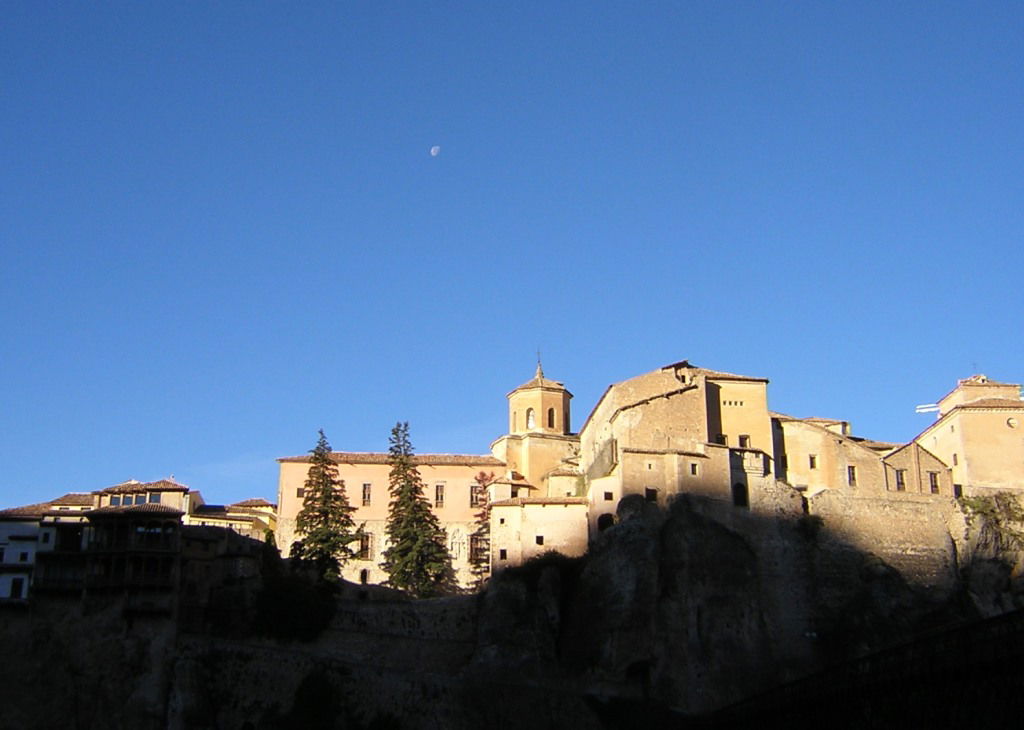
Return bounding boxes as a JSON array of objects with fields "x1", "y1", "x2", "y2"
[
  {"x1": 95, "y1": 479, "x2": 189, "y2": 495},
  {"x1": 548, "y1": 467, "x2": 581, "y2": 477},
  {"x1": 278, "y1": 452, "x2": 504, "y2": 466},
  {"x1": 230, "y1": 498, "x2": 276, "y2": 508},
  {"x1": 50, "y1": 493, "x2": 95, "y2": 506},
  {"x1": 490, "y1": 497, "x2": 588, "y2": 506},
  {"x1": 661, "y1": 360, "x2": 769, "y2": 383},
  {"x1": 87, "y1": 504, "x2": 184, "y2": 517},
  {"x1": 955, "y1": 398, "x2": 1024, "y2": 410},
  {"x1": 0, "y1": 502, "x2": 51, "y2": 519},
  {"x1": 507, "y1": 362, "x2": 571, "y2": 395}
]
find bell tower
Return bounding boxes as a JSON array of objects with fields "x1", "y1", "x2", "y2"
[
  {"x1": 492, "y1": 360, "x2": 578, "y2": 495},
  {"x1": 507, "y1": 360, "x2": 572, "y2": 436}
]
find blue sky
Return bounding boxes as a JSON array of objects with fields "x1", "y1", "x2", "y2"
[{"x1": 2, "y1": 3, "x2": 1021, "y2": 506}]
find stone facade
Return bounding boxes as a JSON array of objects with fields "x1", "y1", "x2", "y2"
[{"x1": 274, "y1": 360, "x2": 1023, "y2": 591}]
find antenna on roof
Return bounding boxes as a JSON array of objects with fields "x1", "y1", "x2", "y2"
[{"x1": 915, "y1": 403, "x2": 939, "y2": 414}]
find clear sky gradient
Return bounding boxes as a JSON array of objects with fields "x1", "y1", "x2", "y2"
[{"x1": 2, "y1": 3, "x2": 1021, "y2": 507}]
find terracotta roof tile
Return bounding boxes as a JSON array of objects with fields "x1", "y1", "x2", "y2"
[
  {"x1": 229, "y1": 498, "x2": 276, "y2": 508},
  {"x1": 278, "y1": 451, "x2": 504, "y2": 466},
  {"x1": 490, "y1": 497, "x2": 588, "y2": 506},
  {"x1": 0, "y1": 503, "x2": 51, "y2": 519},
  {"x1": 95, "y1": 479, "x2": 189, "y2": 495},
  {"x1": 50, "y1": 493, "x2": 95, "y2": 506},
  {"x1": 87, "y1": 504, "x2": 184, "y2": 517},
  {"x1": 955, "y1": 398, "x2": 1024, "y2": 410}
]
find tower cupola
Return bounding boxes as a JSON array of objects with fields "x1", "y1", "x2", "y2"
[{"x1": 507, "y1": 360, "x2": 572, "y2": 436}]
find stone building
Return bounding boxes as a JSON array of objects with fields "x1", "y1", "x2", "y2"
[{"x1": 276, "y1": 360, "x2": 1023, "y2": 590}]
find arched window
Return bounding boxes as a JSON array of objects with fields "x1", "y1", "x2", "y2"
[
  {"x1": 597, "y1": 513, "x2": 615, "y2": 532},
  {"x1": 732, "y1": 482, "x2": 749, "y2": 508},
  {"x1": 526, "y1": 408, "x2": 535, "y2": 429},
  {"x1": 547, "y1": 408, "x2": 555, "y2": 428}
]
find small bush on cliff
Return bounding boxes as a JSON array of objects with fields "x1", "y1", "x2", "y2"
[{"x1": 959, "y1": 494, "x2": 1024, "y2": 550}]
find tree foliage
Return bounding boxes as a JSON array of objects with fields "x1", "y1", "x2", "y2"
[
  {"x1": 381, "y1": 422, "x2": 456, "y2": 597},
  {"x1": 469, "y1": 470, "x2": 495, "y2": 589},
  {"x1": 294, "y1": 429, "x2": 358, "y2": 581}
]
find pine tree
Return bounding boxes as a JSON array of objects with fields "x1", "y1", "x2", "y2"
[
  {"x1": 469, "y1": 471, "x2": 495, "y2": 589},
  {"x1": 381, "y1": 422, "x2": 456, "y2": 597},
  {"x1": 294, "y1": 429, "x2": 357, "y2": 581}
]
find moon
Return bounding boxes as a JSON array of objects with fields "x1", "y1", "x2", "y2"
[{"x1": 430, "y1": 145, "x2": 441, "y2": 157}]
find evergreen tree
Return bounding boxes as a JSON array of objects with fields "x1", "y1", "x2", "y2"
[
  {"x1": 469, "y1": 471, "x2": 495, "y2": 589},
  {"x1": 294, "y1": 429, "x2": 357, "y2": 581},
  {"x1": 381, "y1": 422, "x2": 456, "y2": 597}
]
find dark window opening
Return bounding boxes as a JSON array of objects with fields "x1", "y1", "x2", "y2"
[
  {"x1": 690, "y1": 463, "x2": 698, "y2": 476},
  {"x1": 953, "y1": 453, "x2": 959, "y2": 466},
  {"x1": 895, "y1": 469, "x2": 906, "y2": 491},
  {"x1": 362, "y1": 483, "x2": 372, "y2": 506},
  {"x1": 929, "y1": 472, "x2": 940, "y2": 494},
  {"x1": 732, "y1": 482, "x2": 749, "y2": 508},
  {"x1": 953, "y1": 484, "x2": 963, "y2": 498},
  {"x1": 296, "y1": 487, "x2": 305, "y2": 499},
  {"x1": 715, "y1": 434, "x2": 727, "y2": 446},
  {"x1": 738, "y1": 435, "x2": 750, "y2": 448},
  {"x1": 499, "y1": 549, "x2": 507, "y2": 561},
  {"x1": 435, "y1": 484, "x2": 445, "y2": 508},
  {"x1": 359, "y1": 569, "x2": 368, "y2": 585},
  {"x1": 809, "y1": 455, "x2": 817, "y2": 470},
  {"x1": 356, "y1": 533, "x2": 372, "y2": 560},
  {"x1": 148, "y1": 493, "x2": 160, "y2": 503},
  {"x1": 110, "y1": 496, "x2": 121, "y2": 506},
  {"x1": 604, "y1": 491, "x2": 614, "y2": 501},
  {"x1": 847, "y1": 465, "x2": 857, "y2": 486},
  {"x1": 535, "y1": 535, "x2": 544, "y2": 546},
  {"x1": 10, "y1": 578, "x2": 24, "y2": 599},
  {"x1": 644, "y1": 488, "x2": 657, "y2": 503},
  {"x1": 18, "y1": 552, "x2": 28, "y2": 563},
  {"x1": 547, "y1": 408, "x2": 555, "y2": 428},
  {"x1": 41, "y1": 533, "x2": 50, "y2": 544}
]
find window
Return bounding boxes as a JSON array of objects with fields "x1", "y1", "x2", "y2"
[
  {"x1": 359, "y1": 569, "x2": 369, "y2": 585},
  {"x1": 953, "y1": 484, "x2": 963, "y2": 498},
  {"x1": 510, "y1": 487, "x2": 519, "y2": 499},
  {"x1": 110, "y1": 496, "x2": 121, "y2": 506},
  {"x1": 470, "y1": 483, "x2": 485, "y2": 507},
  {"x1": 362, "y1": 483, "x2": 372, "y2": 507},
  {"x1": 604, "y1": 491, "x2": 614, "y2": 501},
  {"x1": 738, "y1": 435, "x2": 750, "y2": 448},
  {"x1": 547, "y1": 408, "x2": 555, "y2": 429},
  {"x1": 895, "y1": 469, "x2": 906, "y2": 491},
  {"x1": 952, "y1": 453, "x2": 958, "y2": 466},
  {"x1": 499, "y1": 518, "x2": 505, "y2": 525},
  {"x1": 41, "y1": 532, "x2": 50, "y2": 544},
  {"x1": 296, "y1": 487, "x2": 305, "y2": 499},
  {"x1": 148, "y1": 493, "x2": 160, "y2": 504},
  {"x1": 690, "y1": 463, "x2": 699, "y2": 476},
  {"x1": 435, "y1": 484, "x2": 445, "y2": 508},
  {"x1": 526, "y1": 408, "x2": 535, "y2": 429},
  {"x1": 644, "y1": 488, "x2": 657, "y2": 503},
  {"x1": 715, "y1": 434, "x2": 727, "y2": 446},
  {"x1": 470, "y1": 535, "x2": 487, "y2": 562},
  {"x1": 499, "y1": 549, "x2": 507, "y2": 561},
  {"x1": 10, "y1": 578, "x2": 24, "y2": 599},
  {"x1": 356, "y1": 533, "x2": 373, "y2": 560},
  {"x1": 929, "y1": 472, "x2": 940, "y2": 494},
  {"x1": 809, "y1": 455, "x2": 817, "y2": 470},
  {"x1": 535, "y1": 535, "x2": 544, "y2": 546},
  {"x1": 847, "y1": 465, "x2": 857, "y2": 486},
  {"x1": 19, "y1": 552, "x2": 28, "y2": 563},
  {"x1": 135, "y1": 494, "x2": 145, "y2": 505},
  {"x1": 732, "y1": 482, "x2": 749, "y2": 508}
]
